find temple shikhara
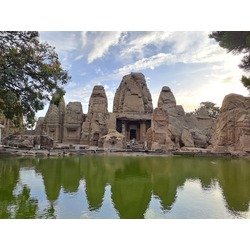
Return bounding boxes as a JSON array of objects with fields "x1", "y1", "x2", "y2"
[{"x1": 2, "y1": 72, "x2": 250, "y2": 153}]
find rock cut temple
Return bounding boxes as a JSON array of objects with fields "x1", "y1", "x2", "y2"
[
  {"x1": 35, "y1": 72, "x2": 250, "y2": 153},
  {"x1": 37, "y1": 72, "x2": 156, "y2": 148}
]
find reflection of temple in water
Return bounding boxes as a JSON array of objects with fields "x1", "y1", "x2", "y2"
[
  {"x1": 111, "y1": 164, "x2": 151, "y2": 219},
  {"x1": 0, "y1": 156, "x2": 250, "y2": 218}
]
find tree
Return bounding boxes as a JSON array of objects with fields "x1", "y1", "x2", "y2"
[
  {"x1": 0, "y1": 31, "x2": 70, "y2": 128},
  {"x1": 209, "y1": 31, "x2": 250, "y2": 90},
  {"x1": 192, "y1": 101, "x2": 220, "y2": 119}
]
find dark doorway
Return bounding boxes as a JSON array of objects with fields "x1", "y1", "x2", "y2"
[
  {"x1": 93, "y1": 133, "x2": 99, "y2": 146},
  {"x1": 130, "y1": 129, "x2": 136, "y2": 140}
]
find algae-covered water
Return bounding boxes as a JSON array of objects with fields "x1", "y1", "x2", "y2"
[{"x1": 0, "y1": 155, "x2": 249, "y2": 219}]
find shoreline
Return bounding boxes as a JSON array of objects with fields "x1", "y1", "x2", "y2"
[{"x1": 1, "y1": 147, "x2": 250, "y2": 158}]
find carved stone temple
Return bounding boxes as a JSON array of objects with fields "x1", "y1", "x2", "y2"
[{"x1": 34, "y1": 72, "x2": 250, "y2": 153}]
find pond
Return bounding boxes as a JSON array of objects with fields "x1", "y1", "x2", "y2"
[{"x1": 0, "y1": 155, "x2": 250, "y2": 219}]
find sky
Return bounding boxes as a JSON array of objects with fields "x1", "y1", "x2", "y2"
[{"x1": 37, "y1": 31, "x2": 249, "y2": 118}]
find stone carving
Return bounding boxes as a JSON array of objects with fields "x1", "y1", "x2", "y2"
[
  {"x1": 13, "y1": 72, "x2": 246, "y2": 154},
  {"x1": 113, "y1": 73, "x2": 153, "y2": 145},
  {"x1": 64, "y1": 102, "x2": 84, "y2": 143},
  {"x1": 43, "y1": 95, "x2": 65, "y2": 143},
  {"x1": 81, "y1": 85, "x2": 109, "y2": 146},
  {"x1": 212, "y1": 94, "x2": 250, "y2": 153},
  {"x1": 113, "y1": 72, "x2": 153, "y2": 114}
]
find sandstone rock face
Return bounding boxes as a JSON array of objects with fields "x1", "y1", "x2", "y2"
[
  {"x1": 113, "y1": 72, "x2": 153, "y2": 114},
  {"x1": 213, "y1": 94, "x2": 250, "y2": 152},
  {"x1": 181, "y1": 128, "x2": 195, "y2": 147},
  {"x1": 0, "y1": 113, "x2": 23, "y2": 137},
  {"x1": 101, "y1": 129, "x2": 125, "y2": 149},
  {"x1": 64, "y1": 102, "x2": 84, "y2": 143},
  {"x1": 3, "y1": 131, "x2": 53, "y2": 149},
  {"x1": 35, "y1": 117, "x2": 45, "y2": 132},
  {"x1": 148, "y1": 85, "x2": 217, "y2": 150},
  {"x1": 148, "y1": 86, "x2": 194, "y2": 151},
  {"x1": 185, "y1": 108, "x2": 216, "y2": 148},
  {"x1": 81, "y1": 85, "x2": 109, "y2": 146},
  {"x1": 157, "y1": 86, "x2": 176, "y2": 109},
  {"x1": 43, "y1": 95, "x2": 65, "y2": 142}
]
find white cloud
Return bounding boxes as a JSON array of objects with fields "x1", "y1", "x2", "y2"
[
  {"x1": 64, "y1": 82, "x2": 115, "y2": 113},
  {"x1": 121, "y1": 31, "x2": 173, "y2": 56},
  {"x1": 116, "y1": 53, "x2": 177, "y2": 75},
  {"x1": 82, "y1": 32, "x2": 123, "y2": 63}
]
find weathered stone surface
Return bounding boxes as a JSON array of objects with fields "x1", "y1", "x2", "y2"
[
  {"x1": 64, "y1": 102, "x2": 84, "y2": 143},
  {"x1": 157, "y1": 86, "x2": 176, "y2": 109},
  {"x1": 190, "y1": 129, "x2": 209, "y2": 148},
  {"x1": 212, "y1": 94, "x2": 250, "y2": 152},
  {"x1": 149, "y1": 86, "x2": 192, "y2": 150},
  {"x1": 35, "y1": 117, "x2": 45, "y2": 132},
  {"x1": 148, "y1": 86, "x2": 217, "y2": 150},
  {"x1": 0, "y1": 112, "x2": 23, "y2": 137},
  {"x1": 107, "y1": 113, "x2": 117, "y2": 130},
  {"x1": 2, "y1": 131, "x2": 54, "y2": 149},
  {"x1": 146, "y1": 107, "x2": 173, "y2": 151},
  {"x1": 181, "y1": 128, "x2": 195, "y2": 147},
  {"x1": 101, "y1": 129, "x2": 125, "y2": 149},
  {"x1": 43, "y1": 95, "x2": 65, "y2": 142},
  {"x1": 235, "y1": 114, "x2": 250, "y2": 152},
  {"x1": 81, "y1": 85, "x2": 109, "y2": 146},
  {"x1": 113, "y1": 72, "x2": 153, "y2": 114}
]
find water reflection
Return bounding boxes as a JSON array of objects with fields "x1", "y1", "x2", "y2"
[{"x1": 0, "y1": 156, "x2": 250, "y2": 218}]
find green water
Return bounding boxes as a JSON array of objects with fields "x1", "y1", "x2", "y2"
[{"x1": 0, "y1": 155, "x2": 249, "y2": 219}]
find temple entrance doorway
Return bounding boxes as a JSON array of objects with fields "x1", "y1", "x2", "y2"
[
  {"x1": 93, "y1": 133, "x2": 99, "y2": 146},
  {"x1": 129, "y1": 124, "x2": 137, "y2": 140},
  {"x1": 116, "y1": 118, "x2": 151, "y2": 144}
]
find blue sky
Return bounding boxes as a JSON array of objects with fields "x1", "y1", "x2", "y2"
[{"x1": 37, "y1": 31, "x2": 248, "y2": 118}]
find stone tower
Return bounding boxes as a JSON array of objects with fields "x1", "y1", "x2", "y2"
[
  {"x1": 81, "y1": 85, "x2": 109, "y2": 146},
  {"x1": 63, "y1": 102, "x2": 84, "y2": 144},
  {"x1": 112, "y1": 72, "x2": 153, "y2": 143},
  {"x1": 113, "y1": 72, "x2": 153, "y2": 114},
  {"x1": 43, "y1": 94, "x2": 65, "y2": 143}
]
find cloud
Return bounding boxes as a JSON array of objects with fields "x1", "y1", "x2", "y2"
[
  {"x1": 114, "y1": 32, "x2": 243, "y2": 76},
  {"x1": 121, "y1": 31, "x2": 173, "y2": 56},
  {"x1": 116, "y1": 53, "x2": 177, "y2": 75},
  {"x1": 64, "y1": 81, "x2": 115, "y2": 113},
  {"x1": 39, "y1": 31, "x2": 81, "y2": 53},
  {"x1": 175, "y1": 74, "x2": 248, "y2": 112},
  {"x1": 80, "y1": 32, "x2": 123, "y2": 63}
]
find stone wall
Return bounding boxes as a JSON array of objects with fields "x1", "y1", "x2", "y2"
[{"x1": 212, "y1": 94, "x2": 250, "y2": 153}]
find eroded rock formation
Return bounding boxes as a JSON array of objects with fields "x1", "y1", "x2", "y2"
[
  {"x1": 212, "y1": 94, "x2": 250, "y2": 153},
  {"x1": 64, "y1": 102, "x2": 84, "y2": 143},
  {"x1": 2, "y1": 130, "x2": 53, "y2": 149},
  {"x1": 100, "y1": 129, "x2": 125, "y2": 149},
  {"x1": 113, "y1": 73, "x2": 153, "y2": 145},
  {"x1": 43, "y1": 95, "x2": 65, "y2": 143},
  {"x1": 113, "y1": 72, "x2": 153, "y2": 114},
  {"x1": 148, "y1": 86, "x2": 195, "y2": 151},
  {"x1": 5, "y1": 72, "x2": 247, "y2": 154},
  {"x1": 147, "y1": 85, "x2": 218, "y2": 151},
  {"x1": 81, "y1": 85, "x2": 109, "y2": 146}
]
